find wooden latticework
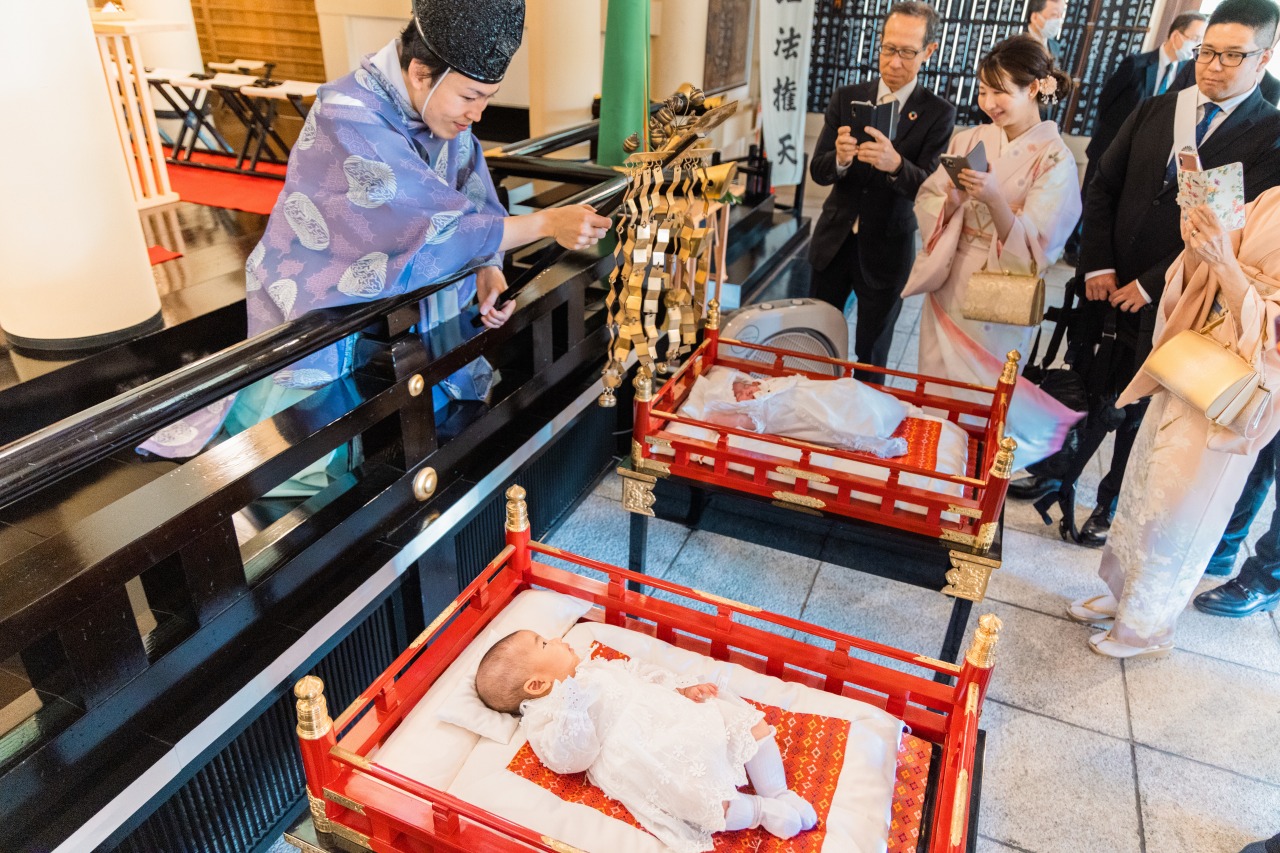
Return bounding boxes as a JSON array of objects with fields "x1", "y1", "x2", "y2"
[{"x1": 190, "y1": 0, "x2": 325, "y2": 83}]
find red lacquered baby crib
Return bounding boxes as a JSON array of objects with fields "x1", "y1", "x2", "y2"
[
  {"x1": 290, "y1": 486, "x2": 1000, "y2": 853},
  {"x1": 626, "y1": 306, "x2": 1018, "y2": 558}
]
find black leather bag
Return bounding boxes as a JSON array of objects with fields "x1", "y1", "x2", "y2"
[{"x1": 1021, "y1": 276, "x2": 1088, "y2": 481}]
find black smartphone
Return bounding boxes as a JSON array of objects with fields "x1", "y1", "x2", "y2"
[
  {"x1": 940, "y1": 141, "x2": 988, "y2": 188},
  {"x1": 850, "y1": 99, "x2": 899, "y2": 144}
]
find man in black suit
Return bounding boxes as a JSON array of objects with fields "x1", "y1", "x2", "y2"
[
  {"x1": 1026, "y1": 0, "x2": 1068, "y2": 65},
  {"x1": 808, "y1": 1, "x2": 955, "y2": 381},
  {"x1": 1084, "y1": 12, "x2": 1207, "y2": 184},
  {"x1": 1052, "y1": 14, "x2": 1205, "y2": 340},
  {"x1": 1171, "y1": 46, "x2": 1280, "y2": 103},
  {"x1": 1061, "y1": 0, "x2": 1280, "y2": 547}
]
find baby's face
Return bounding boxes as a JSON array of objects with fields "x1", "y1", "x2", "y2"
[
  {"x1": 732, "y1": 378, "x2": 762, "y2": 401},
  {"x1": 521, "y1": 631, "x2": 581, "y2": 687}
]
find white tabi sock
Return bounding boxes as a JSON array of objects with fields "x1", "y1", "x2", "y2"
[
  {"x1": 744, "y1": 730, "x2": 818, "y2": 830},
  {"x1": 723, "y1": 793, "x2": 802, "y2": 838}
]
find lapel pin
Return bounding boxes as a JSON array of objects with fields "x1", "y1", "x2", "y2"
[{"x1": 908, "y1": 111, "x2": 918, "y2": 121}]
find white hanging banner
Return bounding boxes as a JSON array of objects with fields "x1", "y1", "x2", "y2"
[{"x1": 759, "y1": 0, "x2": 816, "y2": 186}]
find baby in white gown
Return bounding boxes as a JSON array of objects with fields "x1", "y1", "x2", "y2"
[
  {"x1": 475, "y1": 630, "x2": 819, "y2": 853},
  {"x1": 680, "y1": 366, "x2": 910, "y2": 458}
]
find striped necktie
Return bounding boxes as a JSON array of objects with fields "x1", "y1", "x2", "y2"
[{"x1": 1156, "y1": 63, "x2": 1174, "y2": 96}]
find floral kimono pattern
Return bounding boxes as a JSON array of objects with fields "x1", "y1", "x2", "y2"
[
  {"x1": 902, "y1": 121, "x2": 1084, "y2": 466},
  {"x1": 1099, "y1": 189, "x2": 1280, "y2": 646}
]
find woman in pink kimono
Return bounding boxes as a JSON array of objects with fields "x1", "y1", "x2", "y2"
[
  {"x1": 1067, "y1": 193, "x2": 1280, "y2": 658},
  {"x1": 903, "y1": 36, "x2": 1082, "y2": 466}
]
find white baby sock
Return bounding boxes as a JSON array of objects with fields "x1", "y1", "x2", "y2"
[
  {"x1": 744, "y1": 729, "x2": 818, "y2": 830},
  {"x1": 724, "y1": 793, "x2": 802, "y2": 838}
]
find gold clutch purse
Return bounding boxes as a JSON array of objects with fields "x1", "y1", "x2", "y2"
[
  {"x1": 961, "y1": 268, "x2": 1045, "y2": 327},
  {"x1": 1143, "y1": 315, "x2": 1268, "y2": 433}
]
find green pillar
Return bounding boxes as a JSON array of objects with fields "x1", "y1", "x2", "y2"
[{"x1": 598, "y1": 0, "x2": 650, "y2": 166}]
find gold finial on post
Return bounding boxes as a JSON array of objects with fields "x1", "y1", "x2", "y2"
[
  {"x1": 990, "y1": 436, "x2": 1018, "y2": 480},
  {"x1": 705, "y1": 299, "x2": 721, "y2": 331},
  {"x1": 1000, "y1": 350, "x2": 1021, "y2": 385},
  {"x1": 634, "y1": 367, "x2": 654, "y2": 402},
  {"x1": 505, "y1": 485, "x2": 529, "y2": 533},
  {"x1": 294, "y1": 676, "x2": 332, "y2": 740},
  {"x1": 965, "y1": 614, "x2": 1003, "y2": 669}
]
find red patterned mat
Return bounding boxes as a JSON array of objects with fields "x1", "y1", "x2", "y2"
[
  {"x1": 507, "y1": 643, "x2": 932, "y2": 852},
  {"x1": 887, "y1": 733, "x2": 934, "y2": 853},
  {"x1": 879, "y1": 416, "x2": 942, "y2": 472}
]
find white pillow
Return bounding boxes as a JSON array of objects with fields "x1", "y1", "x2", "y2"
[{"x1": 434, "y1": 589, "x2": 593, "y2": 742}]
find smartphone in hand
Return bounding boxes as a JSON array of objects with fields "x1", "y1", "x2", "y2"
[
  {"x1": 940, "y1": 141, "x2": 988, "y2": 188},
  {"x1": 850, "y1": 99, "x2": 899, "y2": 144}
]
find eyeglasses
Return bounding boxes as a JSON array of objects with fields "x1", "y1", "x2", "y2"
[
  {"x1": 1194, "y1": 47, "x2": 1264, "y2": 66},
  {"x1": 880, "y1": 45, "x2": 923, "y2": 60}
]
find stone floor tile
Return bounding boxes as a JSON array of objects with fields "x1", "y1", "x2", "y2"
[
  {"x1": 979, "y1": 601, "x2": 1130, "y2": 738},
  {"x1": 590, "y1": 467, "x2": 623, "y2": 503},
  {"x1": 652, "y1": 529, "x2": 821, "y2": 638},
  {"x1": 1136, "y1": 746, "x2": 1280, "y2": 853},
  {"x1": 1126, "y1": 651, "x2": 1280, "y2": 786},
  {"x1": 977, "y1": 701, "x2": 1141, "y2": 853},
  {"x1": 976, "y1": 836, "x2": 1028, "y2": 853},
  {"x1": 541, "y1": 494, "x2": 689, "y2": 581},
  {"x1": 798, "y1": 563, "x2": 958, "y2": 670},
  {"x1": 1170, "y1": 603, "x2": 1280, "y2": 675},
  {"x1": 985, "y1": 527, "x2": 1109, "y2": 618}
]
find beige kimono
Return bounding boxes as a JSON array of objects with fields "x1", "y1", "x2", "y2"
[{"x1": 1101, "y1": 188, "x2": 1280, "y2": 647}]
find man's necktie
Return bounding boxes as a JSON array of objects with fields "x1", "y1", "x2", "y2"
[
  {"x1": 1156, "y1": 63, "x2": 1174, "y2": 96},
  {"x1": 1164, "y1": 103, "x2": 1222, "y2": 184}
]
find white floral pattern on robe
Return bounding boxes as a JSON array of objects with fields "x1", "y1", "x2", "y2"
[
  {"x1": 139, "y1": 39, "x2": 508, "y2": 459},
  {"x1": 521, "y1": 657, "x2": 764, "y2": 853}
]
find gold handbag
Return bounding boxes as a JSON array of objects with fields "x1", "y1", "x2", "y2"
[
  {"x1": 961, "y1": 266, "x2": 1045, "y2": 327},
  {"x1": 1143, "y1": 314, "x2": 1270, "y2": 435}
]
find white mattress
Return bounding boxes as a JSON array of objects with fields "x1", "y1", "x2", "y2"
[{"x1": 377, "y1": 614, "x2": 905, "y2": 853}]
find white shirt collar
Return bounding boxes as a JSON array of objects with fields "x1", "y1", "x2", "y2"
[
  {"x1": 876, "y1": 76, "x2": 918, "y2": 110},
  {"x1": 372, "y1": 39, "x2": 414, "y2": 109},
  {"x1": 1198, "y1": 83, "x2": 1257, "y2": 118}
]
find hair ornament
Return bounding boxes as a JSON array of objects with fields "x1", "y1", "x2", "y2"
[{"x1": 1038, "y1": 74, "x2": 1059, "y2": 104}]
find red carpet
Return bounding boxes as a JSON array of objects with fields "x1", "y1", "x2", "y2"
[
  {"x1": 147, "y1": 245, "x2": 183, "y2": 265},
  {"x1": 165, "y1": 150, "x2": 286, "y2": 216}
]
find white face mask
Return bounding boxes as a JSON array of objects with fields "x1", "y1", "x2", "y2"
[
  {"x1": 1041, "y1": 16, "x2": 1064, "y2": 40},
  {"x1": 1175, "y1": 42, "x2": 1197, "y2": 62}
]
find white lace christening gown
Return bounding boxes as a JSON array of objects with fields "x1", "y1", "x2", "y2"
[{"x1": 520, "y1": 657, "x2": 765, "y2": 853}]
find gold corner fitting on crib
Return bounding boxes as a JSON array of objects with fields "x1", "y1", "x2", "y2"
[
  {"x1": 618, "y1": 467, "x2": 658, "y2": 516},
  {"x1": 942, "y1": 550, "x2": 1001, "y2": 602}
]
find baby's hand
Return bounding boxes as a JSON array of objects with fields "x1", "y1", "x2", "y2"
[{"x1": 678, "y1": 683, "x2": 719, "y2": 703}]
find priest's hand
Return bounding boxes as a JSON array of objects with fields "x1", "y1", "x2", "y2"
[
  {"x1": 546, "y1": 204, "x2": 613, "y2": 251},
  {"x1": 476, "y1": 265, "x2": 514, "y2": 329},
  {"x1": 855, "y1": 127, "x2": 903, "y2": 174}
]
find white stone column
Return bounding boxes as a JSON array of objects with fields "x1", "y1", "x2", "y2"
[
  {"x1": 651, "y1": 0, "x2": 708, "y2": 99},
  {"x1": 126, "y1": 0, "x2": 204, "y2": 73},
  {"x1": 0, "y1": 1, "x2": 161, "y2": 350},
  {"x1": 526, "y1": 0, "x2": 603, "y2": 136}
]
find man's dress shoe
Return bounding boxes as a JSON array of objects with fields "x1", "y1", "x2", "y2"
[
  {"x1": 1007, "y1": 475, "x2": 1062, "y2": 501},
  {"x1": 1193, "y1": 579, "x2": 1280, "y2": 617},
  {"x1": 1077, "y1": 509, "x2": 1112, "y2": 549}
]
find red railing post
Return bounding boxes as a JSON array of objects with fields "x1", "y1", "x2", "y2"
[
  {"x1": 974, "y1": 436, "x2": 1016, "y2": 554},
  {"x1": 294, "y1": 676, "x2": 340, "y2": 835},
  {"x1": 933, "y1": 613, "x2": 1003, "y2": 853},
  {"x1": 505, "y1": 485, "x2": 531, "y2": 577},
  {"x1": 704, "y1": 299, "x2": 721, "y2": 363}
]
